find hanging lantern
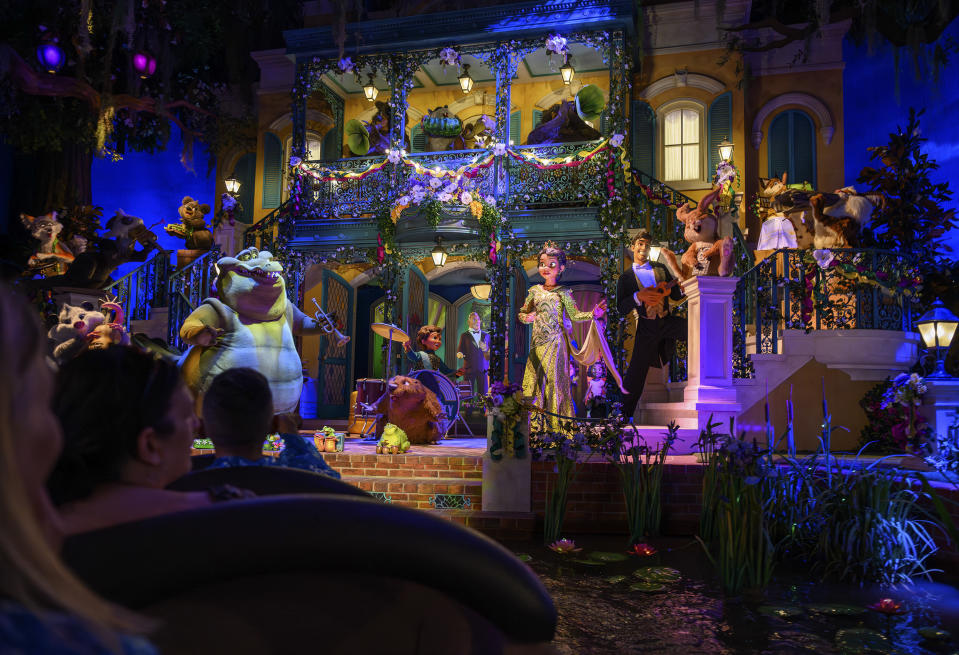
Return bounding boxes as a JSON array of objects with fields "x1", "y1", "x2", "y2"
[
  {"x1": 458, "y1": 63, "x2": 474, "y2": 95},
  {"x1": 224, "y1": 178, "x2": 241, "y2": 195},
  {"x1": 718, "y1": 137, "x2": 734, "y2": 163},
  {"x1": 36, "y1": 41, "x2": 65, "y2": 74},
  {"x1": 470, "y1": 283, "x2": 491, "y2": 300},
  {"x1": 132, "y1": 51, "x2": 157, "y2": 79},
  {"x1": 560, "y1": 55, "x2": 575, "y2": 85},
  {"x1": 363, "y1": 73, "x2": 378, "y2": 102},
  {"x1": 431, "y1": 236, "x2": 449, "y2": 267}
]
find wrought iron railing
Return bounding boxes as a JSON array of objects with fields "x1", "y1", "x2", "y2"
[
  {"x1": 732, "y1": 248, "x2": 918, "y2": 378},
  {"x1": 101, "y1": 252, "x2": 172, "y2": 329},
  {"x1": 243, "y1": 201, "x2": 292, "y2": 251},
  {"x1": 506, "y1": 141, "x2": 604, "y2": 209},
  {"x1": 167, "y1": 249, "x2": 220, "y2": 351}
]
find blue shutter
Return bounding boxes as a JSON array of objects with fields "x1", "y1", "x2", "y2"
[
  {"x1": 262, "y1": 133, "x2": 282, "y2": 209},
  {"x1": 600, "y1": 113, "x2": 609, "y2": 137},
  {"x1": 707, "y1": 91, "x2": 732, "y2": 178},
  {"x1": 791, "y1": 111, "x2": 816, "y2": 187},
  {"x1": 768, "y1": 113, "x2": 791, "y2": 180},
  {"x1": 533, "y1": 109, "x2": 543, "y2": 129},
  {"x1": 510, "y1": 110, "x2": 521, "y2": 145},
  {"x1": 631, "y1": 100, "x2": 655, "y2": 175},
  {"x1": 233, "y1": 152, "x2": 256, "y2": 224},
  {"x1": 321, "y1": 126, "x2": 339, "y2": 161},
  {"x1": 410, "y1": 124, "x2": 427, "y2": 153}
]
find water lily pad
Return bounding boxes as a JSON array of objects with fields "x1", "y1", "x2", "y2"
[
  {"x1": 918, "y1": 627, "x2": 951, "y2": 641},
  {"x1": 632, "y1": 566, "x2": 681, "y2": 583},
  {"x1": 806, "y1": 603, "x2": 867, "y2": 617},
  {"x1": 571, "y1": 558, "x2": 606, "y2": 566},
  {"x1": 514, "y1": 553, "x2": 532, "y2": 562},
  {"x1": 590, "y1": 551, "x2": 628, "y2": 563},
  {"x1": 629, "y1": 581, "x2": 666, "y2": 592},
  {"x1": 604, "y1": 575, "x2": 628, "y2": 584},
  {"x1": 758, "y1": 605, "x2": 804, "y2": 619},
  {"x1": 835, "y1": 628, "x2": 899, "y2": 654}
]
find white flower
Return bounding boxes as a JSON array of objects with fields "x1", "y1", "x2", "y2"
[
  {"x1": 411, "y1": 184, "x2": 424, "y2": 195},
  {"x1": 337, "y1": 57, "x2": 354, "y2": 73},
  {"x1": 545, "y1": 34, "x2": 568, "y2": 55},
  {"x1": 439, "y1": 47, "x2": 460, "y2": 67},
  {"x1": 443, "y1": 182, "x2": 459, "y2": 194},
  {"x1": 460, "y1": 191, "x2": 473, "y2": 205},
  {"x1": 289, "y1": 156, "x2": 302, "y2": 168},
  {"x1": 221, "y1": 194, "x2": 237, "y2": 211},
  {"x1": 812, "y1": 249, "x2": 834, "y2": 269},
  {"x1": 609, "y1": 133, "x2": 625, "y2": 148},
  {"x1": 481, "y1": 114, "x2": 496, "y2": 131},
  {"x1": 397, "y1": 195, "x2": 410, "y2": 206},
  {"x1": 438, "y1": 192, "x2": 452, "y2": 202},
  {"x1": 387, "y1": 149, "x2": 402, "y2": 164},
  {"x1": 493, "y1": 142, "x2": 507, "y2": 156},
  {"x1": 429, "y1": 176, "x2": 442, "y2": 189},
  {"x1": 484, "y1": 195, "x2": 496, "y2": 206}
]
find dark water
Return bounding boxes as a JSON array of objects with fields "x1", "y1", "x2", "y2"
[{"x1": 502, "y1": 536, "x2": 959, "y2": 655}]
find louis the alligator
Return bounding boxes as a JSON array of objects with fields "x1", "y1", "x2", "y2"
[{"x1": 179, "y1": 247, "x2": 327, "y2": 413}]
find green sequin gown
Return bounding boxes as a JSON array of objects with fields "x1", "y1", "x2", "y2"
[{"x1": 519, "y1": 285, "x2": 593, "y2": 430}]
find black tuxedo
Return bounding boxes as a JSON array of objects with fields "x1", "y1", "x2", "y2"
[
  {"x1": 616, "y1": 261, "x2": 687, "y2": 419},
  {"x1": 457, "y1": 329, "x2": 490, "y2": 395}
]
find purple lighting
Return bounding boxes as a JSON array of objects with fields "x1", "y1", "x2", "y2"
[
  {"x1": 36, "y1": 42, "x2": 65, "y2": 74},
  {"x1": 132, "y1": 51, "x2": 157, "y2": 79}
]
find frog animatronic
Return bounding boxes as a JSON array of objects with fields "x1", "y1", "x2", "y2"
[{"x1": 179, "y1": 247, "x2": 329, "y2": 413}]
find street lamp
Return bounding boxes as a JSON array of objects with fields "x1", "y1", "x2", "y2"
[
  {"x1": 363, "y1": 73, "x2": 378, "y2": 102},
  {"x1": 916, "y1": 300, "x2": 958, "y2": 378},
  {"x1": 431, "y1": 236, "x2": 449, "y2": 267},
  {"x1": 470, "y1": 283, "x2": 491, "y2": 300},
  {"x1": 224, "y1": 178, "x2": 241, "y2": 195},
  {"x1": 718, "y1": 137, "x2": 734, "y2": 163},
  {"x1": 458, "y1": 63, "x2": 474, "y2": 94},
  {"x1": 560, "y1": 55, "x2": 575, "y2": 85}
]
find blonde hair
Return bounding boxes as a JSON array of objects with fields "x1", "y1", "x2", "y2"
[{"x1": 0, "y1": 284, "x2": 150, "y2": 641}]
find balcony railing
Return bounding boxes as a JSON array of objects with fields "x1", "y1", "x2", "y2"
[
  {"x1": 102, "y1": 252, "x2": 171, "y2": 329},
  {"x1": 732, "y1": 248, "x2": 918, "y2": 378},
  {"x1": 168, "y1": 249, "x2": 220, "y2": 352}
]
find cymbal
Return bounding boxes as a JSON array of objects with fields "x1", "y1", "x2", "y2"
[{"x1": 370, "y1": 322, "x2": 410, "y2": 343}]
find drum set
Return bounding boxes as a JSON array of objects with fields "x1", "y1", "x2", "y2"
[{"x1": 358, "y1": 322, "x2": 472, "y2": 438}]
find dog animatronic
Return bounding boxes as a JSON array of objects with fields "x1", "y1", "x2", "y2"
[{"x1": 371, "y1": 375, "x2": 444, "y2": 445}]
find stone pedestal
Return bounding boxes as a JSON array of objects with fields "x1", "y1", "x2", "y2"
[
  {"x1": 918, "y1": 378, "x2": 959, "y2": 454},
  {"x1": 176, "y1": 249, "x2": 207, "y2": 269},
  {"x1": 681, "y1": 276, "x2": 742, "y2": 431},
  {"x1": 481, "y1": 416, "x2": 531, "y2": 512}
]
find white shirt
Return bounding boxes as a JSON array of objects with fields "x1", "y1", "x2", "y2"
[
  {"x1": 632, "y1": 261, "x2": 656, "y2": 290},
  {"x1": 468, "y1": 329, "x2": 482, "y2": 348}
]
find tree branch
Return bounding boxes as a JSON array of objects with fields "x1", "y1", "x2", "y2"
[{"x1": 0, "y1": 44, "x2": 100, "y2": 111}]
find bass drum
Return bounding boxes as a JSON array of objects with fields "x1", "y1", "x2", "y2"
[{"x1": 409, "y1": 369, "x2": 459, "y2": 438}]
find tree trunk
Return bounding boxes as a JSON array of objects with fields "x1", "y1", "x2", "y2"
[{"x1": 16, "y1": 143, "x2": 93, "y2": 215}]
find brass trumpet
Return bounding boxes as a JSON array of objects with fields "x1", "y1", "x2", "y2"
[{"x1": 312, "y1": 298, "x2": 351, "y2": 347}]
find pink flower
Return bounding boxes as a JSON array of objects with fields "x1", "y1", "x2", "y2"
[
  {"x1": 547, "y1": 538, "x2": 581, "y2": 554},
  {"x1": 627, "y1": 543, "x2": 657, "y2": 556},
  {"x1": 867, "y1": 598, "x2": 905, "y2": 615}
]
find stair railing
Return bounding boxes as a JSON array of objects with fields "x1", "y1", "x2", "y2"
[
  {"x1": 167, "y1": 248, "x2": 221, "y2": 351},
  {"x1": 102, "y1": 251, "x2": 172, "y2": 330}
]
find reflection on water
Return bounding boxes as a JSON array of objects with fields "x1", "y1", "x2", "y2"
[{"x1": 504, "y1": 536, "x2": 959, "y2": 655}]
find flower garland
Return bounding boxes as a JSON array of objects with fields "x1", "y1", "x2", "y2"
[
  {"x1": 859, "y1": 373, "x2": 932, "y2": 454},
  {"x1": 484, "y1": 381, "x2": 529, "y2": 460},
  {"x1": 806, "y1": 249, "x2": 923, "y2": 299}
]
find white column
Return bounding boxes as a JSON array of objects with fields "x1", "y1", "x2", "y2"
[
  {"x1": 681, "y1": 276, "x2": 742, "y2": 431},
  {"x1": 481, "y1": 416, "x2": 531, "y2": 512},
  {"x1": 918, "y1": 378, "x2": 959, "y2": 455}
]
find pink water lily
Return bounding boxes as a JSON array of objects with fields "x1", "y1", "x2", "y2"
[
  {"x1": 867, "y1": 598, "x2": 905, "y2": 615},
  {"x1": 548, "y1": 538, "x2": 581, "y2": 554},
  {"x1": 627, "y1": 543, "x2": 657, "y2": 556}
]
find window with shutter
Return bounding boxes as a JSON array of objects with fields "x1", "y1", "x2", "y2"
[
  {"x1": 321, "y1": 127, "x2": 339, "y2": 161},
  {"x1": 662, "y1": 108, "x2": 700, "y2": 181},
  {"x1": 631, "y1": 100, "x2": 655, "y2": 175},
  {"x1": 410, "y1": 125, "x2": 427, "y2": 153},
  {"x1": 600, "y1": 113, "x2": 608, "y2": 137},
  {"x1": 510, "y1": 110, "x2": 521, "y2": 146},
  {"x1": 707, "y1": 91, "x2": 732, "y2": 177},
  {"x1": 232, "y1": 152, "x2": 256, "y2": 224},
  {"x1": 533, "y1": 109, "x2": 543, "y2": 130},
  {"x1": 767, "y1": 110, "x2": 816, "y2": 186},
  {"x1": 262, "y1": 133, "x2": 282, "y2": 209}
]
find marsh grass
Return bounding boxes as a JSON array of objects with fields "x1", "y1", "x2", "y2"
[{"x1": 614, "y1": 422, "x2": 677, "y2": 543}]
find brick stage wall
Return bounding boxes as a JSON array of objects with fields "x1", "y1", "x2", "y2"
[{"x1": 531, "y1": 461, "x2": 704, "y2": 536}]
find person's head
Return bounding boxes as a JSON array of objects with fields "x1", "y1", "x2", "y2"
[
  {"x1": 202, "y1": 368, "x2": 274, "y2": 458},
  {"x1": 538, "y1": 243, "x2": 567, "y2": 286},
  {"x1": 631, "y1": 231, "x2": 652, "y2": 264},
  {"x1": 416, "y1": 325, "x2": 443, "y2": 352},
  {"x1": 0, "y1": 283, "x2": 144, "y2": 635},
  {"x1": 468, "y1": 312, "x2": 482, "y2": 331},
  {"x1": 48, "y1": 347, "x2": 198, "y2": 505}
]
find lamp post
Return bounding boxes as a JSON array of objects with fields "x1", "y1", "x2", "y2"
[
  {"x1": 458, "y1": 63, "x2": 474, "y2": 94},
  {"x1": 718, "y1": 137, "x2": 734, "y2": 163},
  {"x1": 916, "y1": 301, "x2": 958, "y2": 378},
  {"x1": 560, "y1": 55, "x2": 575, "y2": 85},
  {"x1": 431, "y1": 236, "x2": 449, "y2": 267},
  {"x1": 224, "y1": 178, "x2": 241, "y2": 195},
  {"x1": 363, "y1": 73, "x2": 378, "y2": 102}
]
